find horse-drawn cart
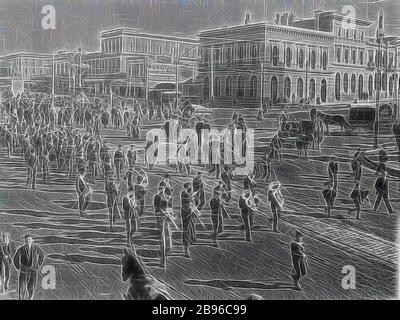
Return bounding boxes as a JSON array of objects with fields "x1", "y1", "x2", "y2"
[{"x1": 279, "y1": 118, "x2": 324, "y2": 156}]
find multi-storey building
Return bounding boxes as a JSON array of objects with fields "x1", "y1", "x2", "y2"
[
  {"x1": 197, "y1": 10, "x2": 400, "y2": 107},
  {"x1": 0, "y1": 52, "x2": 51, "y2": 93},
  {"x1": 83, "y1": 27, "x2": 199, "y2": 100}
]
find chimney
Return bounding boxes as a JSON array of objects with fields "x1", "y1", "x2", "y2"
[
  {"x1": 275, "y1": 13, "x2": 280, "y2": 24},
  {"x1": 245, "y1": 13, "x2": 251, "y2": 25},
  {"x1": 314, "y1": 10, "x2": 322, "y2": 30},
  {"x1": 281, "y1": 12, "x2": 288, "y2": 26}
]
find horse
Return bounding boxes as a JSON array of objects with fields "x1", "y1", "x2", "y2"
[
  {"x1": 295, "y1": 133, "x2": 314, "y2": 158},
  {"x1": 312, "y1": 108, "x2": 354, "y2": 134},
  {"x1": 162, "y1": 119, "x2": 182, "y2": 143},
  {"x1": 121, "y1": 247, "x2": 170, "y2": 300}
]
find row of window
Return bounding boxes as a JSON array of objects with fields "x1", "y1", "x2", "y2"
[
  {"x1": 335, "y1": 27, "x2": 365, "y2": 42},
  {"x1": 334, "y1": 72, "x2": 398, "y2": 101},
  {"x1": 87, "y1": 59, "x2": 121, "y2": 74},
  {"x1": 205, "y1": 76, "x2": 327, "y2": 102}
]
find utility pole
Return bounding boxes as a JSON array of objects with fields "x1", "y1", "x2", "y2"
[
  {"x1": 264, "y1": 0, "x2": 268, "y2": 21},
  {"x1": 51, "y1": 52, "x2": 55, "y2": 96},
  {"x1": 374, "y1": 38, "x2": 382, "y2": 149},
  {"x1": 260, "y1": 62, "x2": 264, "y2": 110},
  {"x1": 176, "y1": 42, "x2": 180, "y2": 110}
]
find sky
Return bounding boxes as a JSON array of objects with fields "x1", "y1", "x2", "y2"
[{"x1": 0, "y1": 0, "x2": 399, "y2": 54}]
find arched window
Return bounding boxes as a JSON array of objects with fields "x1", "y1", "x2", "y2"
[
  {"x1": 272, "y1": 46, "x2": 279, "y2": 66},
  {"x1": 322, "y1": 52, "x2": 328, "y2": 70},
  {"x1": 271, "y1": 76, "x2": 278, "y2": 104},
  {"x1": 203, "y1": 77, "x2": 209, "y2": 101},
  {"x1": 335, "y1": 73, "x2": 341, "y2": 101},
  {"x1": 286, "y1": 47, "x2": 291, "y2": 67},
  {"x1": 284, "y1": 77, "x2": 291, "y2": 99},
  {"x1": 358, "y1": 75, "x2": 364, "y2": 100},
  {"x1": 369, "y1": 75, "x2": 374, "y2": 97},
  {"x1": 250, "y1": 76, "x2": 258, "y2": 98},
  {"x1": 389, "y1": 75, "x2": 394, "y2": 96},
  {"x1": 382, "y1": 73, "x2": 387, "y2": 91},
  {"x1": 297, "y1": 78, "x2": 304, "y2": 99},
  {"x1": 237, "y1": 76, "x2": 245, "y2": 97},
  {"x1": 321, "y1": 79, "x2": 327, "y2": 103},
  {"x1": 311, "y1": 50, "x2": 316, "y2": 69},
  {"x1": 299, "y1": 49, "x2": 304, "y2": 69},
  {"x1": 252, "y1": 46, "x2": 258, "y2": 63},
  {"x1": 309, "y1": 79, "x2": 316, "y2": 99},
  {"x1": 225, "y1": 76, "x2": 232, "y2": 96},
  {"x1": 351, "y1": 74, "x2": 357, "y2": 93},
  {"x1": 375, "y1": 73, "x2": 381, "y2": 91},
  {"x1": 344, "y1": 73, "x2": 349, "y2": 93},
  {"x1": 214, "y1": 77, "x2": 221, "y2": 97}
]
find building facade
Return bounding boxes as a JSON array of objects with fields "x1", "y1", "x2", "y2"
[{"x1": 198, "y1": 10, "x2": 400, "y2": 107}]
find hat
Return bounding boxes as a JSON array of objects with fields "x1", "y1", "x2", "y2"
[
  {"x1": 184, "y1": 183, "x2": 191, "y2": 190},
  {"x1": 163, "y1": 174, "x2": 170, "y2": 179},
  {"x1": 23, "y1": 234, "x2": 32, "y2": 239},
  {"x1": 268, "y1": 181, "x2": 281, "y2": 192}
]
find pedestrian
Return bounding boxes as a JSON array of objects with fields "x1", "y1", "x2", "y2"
[
  {"x1": 290, "y1": 230, "x2": 308, "y2": 291},
  {"x1": 322, "y1": 182, "x2": 337, "y2": 217},
  {"x1": 268, "y1": 181, "x2": 284, "y2": 233},
  {"x1": 114, "y1": 145, "x2": 125, "y2": 180},
  {"x1": 180, "y1": 183, "x2": 198, "y2": 258},
  {"x1": 153, "y1": 185, "x2": 174, "y2": 267},
  {"x1": 135, "y1": 175, "x2": 147, "y2": 217},
  {"x1": 210, "y1": 189, "x2": 228, "y2": 244},
  {"x1": 239, "y1": 191, "x2": 260, "y2": 242},
  {"x1": 374, "y1": 171, "x2": 394, "y2": 214},
  {"x1": 0, "y1": 232, "x2": 14, "y2": 293},
  {"x1": 127, "y1": 145, "x2": 137, "y2": 168},
  {"x1": 193, "y1": 172, "x2": 205, "y2": 211},
  {"x1": 123, "y1": 190, "x2": 138, "y2": 245},
  {"x1": 75, "y1": 166, "x2": 92, "y2": 217},
  {"x1": 350, "y1": 182, "x2": 370, "y2": 220},
  {"x1": 13, "y1": 234, "x2": 45, "y2": 300},
  {"x1": 105, "y1": 177, "x2": 121, "y2": 232},
  {"x1": 351, "y1": 149, "x2": 362, "y2": 183},
  {"x1": 244, "y1": 172, "x2": 257, "y2": 195},
  {"x1": 327, "y1": 156, "x2": 339, "y2": 188},
  {"x1": 26, "y1": 148, "x2": 37, "y2": 190},
  {"x1": 392, "y1": 120, "x2": 400, "y2": 152},
  {"x1": 221, "y1": 165, "x2": 232, "y2": 201}
]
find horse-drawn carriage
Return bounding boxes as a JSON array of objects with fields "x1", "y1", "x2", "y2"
[
  {"x1": 348, "y1": 102, "x2": 396, "y2": 133},
  {"x1": 279, "y1": 117, "x2": 324, "y2": 156}
]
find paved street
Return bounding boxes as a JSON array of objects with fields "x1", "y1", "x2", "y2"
[{"x1": 0, "y1": 106, "x2": 398, "y2": 300}]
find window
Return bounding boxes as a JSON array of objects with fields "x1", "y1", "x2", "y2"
[
  {"x1": 214, "y1": 77, "x2": 221, "y2": 96},
  {"x1": 382, "y1": 73, "x2": 387, "y2": 91},
  {"x1": 344, "y1": 74, "x2": 349, "y2": 93},
  {"x1": 286, "y1": 47, "x2": 291, "y2": 67},
  {"x1": 237, "y1": 76, "x2": 244, "y2": 97},
  {"x1": 250, "y1": 76, "x2": 258, "y2": 98},
  {"x1": 297, "y1": 78, "x2": 304, "y2": 99},
  {"x1": 389, "y1": 76, "x2": 394, "y2": 96},
  {"x1": 359, "y1": 51, "x2": 364, "y2": 65},
  {"x1": 335, "y1": 73, "x2": 341, "y2": 101},
  {"x1": 352, "y1": 50, "x2": 356, "y2": 64},
  {"x1": 272, "y1": 46, "x2": 279, "y2": 66},
  {"x1": 271, "y1": 76, "x2": 278, "y2": 103},
  {"x1": 239, "y1": 47, "x2": 244, "y2": 64},
  {"x1": 284, "y1": 77, "x2": 291, "y2": 99},
  {"x1": 369, "y1": 75, "x2": 374, "y2": 97},
  {"x1": 358, "y1": 75, "x2": 364, "y2": 100},
  {"x1": 344, "y1": 48, "x2": 349, "y2": 64},
  {"x1": 225, "y1": 77, "x2": 232, "y2": 96},
  {"x1": 322, "y1": 52, "x2": 328, "y2": 70},
  {"x1": 227, "y1": 47, "x2": 232, "y2": 64},
  {"x1": 351, "y1": 74, "x2": 357, "y2": 93},
  {"x1": 336, "y1": 47, "x2": 341, "y2": 62},
  {"x1": 252, "y1": 46, "x2": 258, "y2": 63},
  {"x1": 311, "y1": 50, "x2": 316, "y2": 69},
  {"x1": 321, "y1": 79, "x2": 327, "y2": 103},
  {"x1": 309, "y1": 79, "x2": 316, "y2": 99},
  {"x1": 203, "y1": 77, "x2": 210, "y2": 101},
  {"x1": 299, "y1": 49, "x2": 304, "y2": 68}
]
